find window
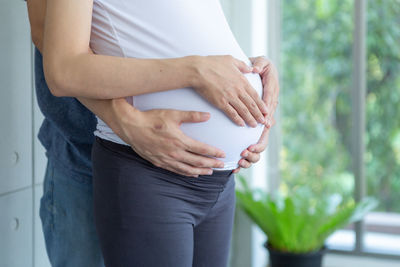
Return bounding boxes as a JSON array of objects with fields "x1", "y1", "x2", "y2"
[{"x1": 279, "y1": 0, "x2": 400, "y2": 257}]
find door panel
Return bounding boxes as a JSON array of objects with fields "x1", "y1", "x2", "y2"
[
  {"x1": 0, "y1": 0, "x2": 33, "y2": 194},
  {"x1": 0, "y1": 189, "x2": 33, "y2": 267}
]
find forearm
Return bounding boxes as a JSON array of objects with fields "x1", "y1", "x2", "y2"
[
  {"x1": 76, "y1": 97, "x2": 141, "y2": 140},
  {"x1": 42, "y1": 0, "x2": 198, "y2": 99},
  {"x1": 46, "y1": 53, "x2": 197, "y2": 99}
]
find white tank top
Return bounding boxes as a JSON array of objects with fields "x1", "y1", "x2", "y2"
[{"x1": 90, "y1": 0, "x2": 264, "y2": 170}]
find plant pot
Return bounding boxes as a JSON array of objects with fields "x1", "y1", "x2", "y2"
[{"x1": 265, "y1": 242, "x2": 326, "y2": 267}]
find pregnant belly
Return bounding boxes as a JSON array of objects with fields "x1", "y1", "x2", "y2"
[{"x1": 133, "y1": 72, "x2": 264, "y2": 170}]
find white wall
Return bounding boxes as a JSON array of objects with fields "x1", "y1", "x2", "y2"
[{"x1": 0, "y1": 0, "x2": 49, "y2": 266}]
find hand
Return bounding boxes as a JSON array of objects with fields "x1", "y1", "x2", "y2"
[
  {"x1": 191, "y1": 55, "x2": 268, "y2": 127},
  {"x1": 251, "y1": 56, "x2": 280, "y2": 126},
  {"x1": 233, "y1": 56, "x2": 280, "y2": 173},
  {"x1": 232, "y1": 119, "x2": 275, "y2": 173},
  {"x1": 110, "y1": 98, "x2": 226, "y2": 177}
]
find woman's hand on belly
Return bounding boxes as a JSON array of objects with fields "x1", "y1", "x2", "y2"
[
  {"x1": 190, "y1": 55, "x2": 268, "y2": 127},
  {"x1": 232, "y1": 56, "x2": 280, "y2": 173},
  {"x1": 233, "y1": 120, "x2": 274, "y2": 173}
]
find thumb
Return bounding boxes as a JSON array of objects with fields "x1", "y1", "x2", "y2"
[
  {"x1": 233, "y1": 59, "x2": 253, "y2": 73},
  {"x1": 178, "y1": 111, "x2": 211, "y2": 123}
]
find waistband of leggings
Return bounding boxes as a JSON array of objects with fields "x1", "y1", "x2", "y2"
[{"x1": 95, "y1": 136, "x2": 234, "y2": 177}]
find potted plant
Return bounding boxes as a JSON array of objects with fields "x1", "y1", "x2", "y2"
[{"x1": 235, "y1": 176, "x2": 378, "y2": 267}]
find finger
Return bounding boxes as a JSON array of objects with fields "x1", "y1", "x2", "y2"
[
  {"x1": 268, "y1": 83, "x2": 278, "y2": 112},
  {"x1": 245, "y1": 82, "x2": 268, "y2": 115},
  {"x1": 238, "y1": 159, "x2": 252, "y2": 169},
  {"x1": 266, "y1": 101, "x2": 278, "y2": 128},
  {"x1": 161, "y1": 163, "x2": 199, "y2": 177},
  {"x1": 238, "y1": 93, "x2": 265, "y2": 124},
  {"x1": 179, "y1": 151, "x2": 225, "y2": 169},
  {"x1": 163, "y1": 160, "x2": 213, "y2": 177},
  {"x1": 260, "y1": 65, "x2": 275, "y2": 100},
  {"x1": 184, "y1": 135, "x2": 226, "y2": 158},
  {"x1": 249, "y1": 56, "x2": 266, "y2": 66},
  {"x1": 262, "y1": 67, "x2": 280, "y2": 113},
  {"x1": 261, "y1": 72, "x2": 274, "y2": 105},
  {"x1": 229, "y1": 100, "x2": 258, "y2": 128},
  {"x1": 221, "y1": 104, "x2": 246, "y2": 126},
  {"x1": 233, "y1": 58, "x2": 253, "y2": 73},
  {"x1": 251, "y1": 56, "x2": 269, "y2": 73},
  {"x1": 241, "y1": 151, "x2": 261, "y2": 164},
  {"x1": 178, "y1": 110, "x2": 211, "y2": 123},
  {"x1": 263, "y1": 90, "x2": 276, "y2": 127},
  {"x1": 266, "y1": 115, "x2": 276, "y2": 129},
  {"x1": 233, "y1": 167, "x2": 241, "y2": 174},
  {"x1": 249, "y1": 57, "x2": 257, "y2": 65},
  {"x1": 248, "y1": 127, "x2": 270, "y2": 153}
]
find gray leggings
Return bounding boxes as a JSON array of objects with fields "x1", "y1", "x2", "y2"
[{"x1": 92, "y1": 137, "x2": 236, "y2": 267}]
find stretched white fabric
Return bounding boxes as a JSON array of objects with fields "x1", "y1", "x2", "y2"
[{"x1": 90, "y1": 0, "x2": 264, "y2": 169}]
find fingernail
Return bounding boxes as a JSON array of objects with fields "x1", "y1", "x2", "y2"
[
  {"x1": 207, "y1": 170, "x2": 213, "y2": 175},
  {"x1": 201, "y1": 112, "x2": 210, "y2": 119},
  {"x1": 259, "y1": 117, "x2": 265, "y2": 123},
  {"x1": 218, "y1": 162, "x2": 225, "y2": 168},
  {"x1": 249, "y1": 147, "x2": 255, "y2": 152},
  {"x1": 243, "y1": 151, "x2": 249, "y2": 157}
]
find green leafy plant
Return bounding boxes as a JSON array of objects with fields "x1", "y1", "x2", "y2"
[{"x1": 235, "y1": 175, "x2": 378, "y2": 253}]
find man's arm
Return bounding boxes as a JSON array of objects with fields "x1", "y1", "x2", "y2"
[{"x1": 79, "y1": 98, "x2": 226, "y2": 177}]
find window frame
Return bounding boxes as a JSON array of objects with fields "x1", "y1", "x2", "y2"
[
  {"x1": 227, "y1": 0, "x2": 400, "y2": 265},
  {"x1": 271, "y1": 0, "x2": 400, "y2": 261}
]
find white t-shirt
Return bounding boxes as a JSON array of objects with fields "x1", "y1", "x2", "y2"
[{"x1": 90, "y1": 0, "x2": 264, "y2": 170}]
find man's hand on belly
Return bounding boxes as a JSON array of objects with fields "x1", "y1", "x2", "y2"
[
  {"x1": 233, "y1": 56, "x2": 280, "y2": 173},
  {"x1": 110, "y1": 99, "x2": 226, "y2": 177}
]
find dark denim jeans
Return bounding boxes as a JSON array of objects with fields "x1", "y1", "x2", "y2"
[{"x1": 39, "y1": 159, "x2": 105, "y2": 267}]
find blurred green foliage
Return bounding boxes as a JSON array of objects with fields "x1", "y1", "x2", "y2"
[
  {"x1": 236, "y1": 176, "x2": 378, "y2": 253},
  {"x1": 281, "y1": 0, "x2": 400, "y2": 212}
]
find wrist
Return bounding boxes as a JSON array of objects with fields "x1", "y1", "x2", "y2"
[
  {"x1": 182, "y1": 55, "x2": 202, "y2": 88},
  {"x1": 109, "y1": 98, "x2": 142, "y2": 137}
]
